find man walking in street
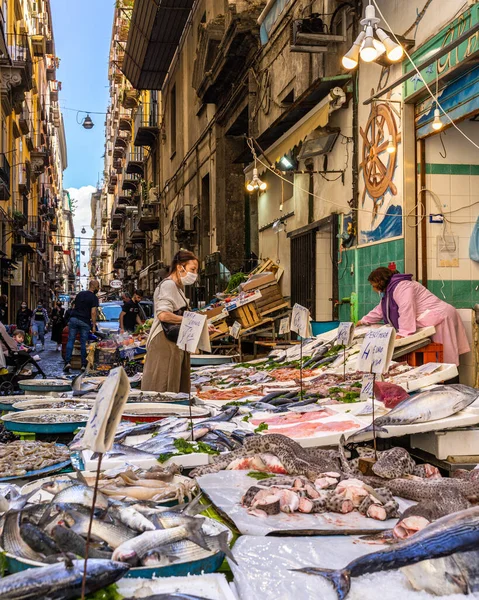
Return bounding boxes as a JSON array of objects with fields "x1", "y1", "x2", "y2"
[
  {"x1": 32, "y1": 300, "x2": 49, "y2": 351},
  {"x1": 64, "y1": 279, "x2": 99, "y2": 372},
  {"x1": 120, "y1": 289, "x2": 143, "y2": 334}
]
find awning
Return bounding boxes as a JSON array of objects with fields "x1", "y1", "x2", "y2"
[
  {"x1": 247, "y1": 95, "x2": 331, "y2": 177},
  {"x1": 122, "y1": 0, "x2": 195, "y2": 90}
]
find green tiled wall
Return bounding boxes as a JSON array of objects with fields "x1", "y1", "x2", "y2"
[
  {"x1": 417, "y1": 162, "x2": 479, "y2": 175},
  {"x1": 338, "y1": 239, "x2": 405, "y2": 322},
  {"x1": 428, "y1": 280, "x2": 479, "y2": 309}
]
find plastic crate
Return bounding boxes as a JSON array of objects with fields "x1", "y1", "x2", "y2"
[{"x1": 311, "y1": 321, "x2": 340, "y2": 336}]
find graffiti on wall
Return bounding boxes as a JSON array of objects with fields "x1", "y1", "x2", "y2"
[{"x1": 358, "y1": 101, "x2": 402, "y2": 245}]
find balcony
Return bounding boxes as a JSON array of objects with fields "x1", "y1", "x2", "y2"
[
  {"x1": 134, "y1": 102, "x2": 159, "y2": 147},
  {"x1": 0, "y1": 33, "x2": 33, "y2": 113},
  {"x1": 122, "y1": 175, "x2": 140, "y2": 192},
  {"x1": 102, "y1": 209, "x2": 108, "y2": 225},
  {"x1": 46, "y1": 55, "x2": 59, "y2": 81},
  {"x1": 126, "y1": 149, "x2": 144, "y2": 176},
  {"x1": 18, "y1": 103, "x2": 31, "y2": 134},
  {"x1": 106, "y1": 229, "x2": 118, "y2": 243},
  {"x1": 0, "y1": 153, "x2": 10, "y2": 200},
  {"x1": 50, "y1": 80, "x2": 61, "y2": 102},
  {"x1": 129, "y1": 227, "x2": 146, "y2": 243},
  {"x1": 20, "y1": 217, "x2": 42, "y2": 243},
  {"x1": 18, "y1": 162, "x2": 31, "y2": 194},
  {"x1": 119, "y1": 110, "x2": 132, "y2": 133},
  {"x1": 138, "y1": 205, "x2": 159, "y2": 231},
  {"x1": 111, "y1": 213, "x2": 124, "y2": 230},
  {"x1": 122, "y1": 88, "x2": 140, "y2": 109}
]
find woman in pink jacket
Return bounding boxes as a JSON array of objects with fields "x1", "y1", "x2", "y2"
[{"x1": 357, "y1": 267, "x2": 469, "y2": 366}]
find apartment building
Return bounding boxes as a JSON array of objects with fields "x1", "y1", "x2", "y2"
[{"x1": 0, "y1": 0, "x2": 70, "y2": 320}]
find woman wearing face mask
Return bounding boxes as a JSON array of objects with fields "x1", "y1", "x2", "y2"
[
  {"x1": 357, "y1": 267, "x2": 469, "y2": 366},
  {"x1": 16, "y1": 302, "x2": 33, "y2": 343},
  {"x1": 142, "y1": 249, "x2": 199, "y2": 392}
]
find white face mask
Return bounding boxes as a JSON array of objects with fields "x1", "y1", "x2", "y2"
[{"x1": 180, "y1": 268, "x2": 198, "y2": 286}]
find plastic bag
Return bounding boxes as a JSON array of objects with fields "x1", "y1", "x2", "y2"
[{"x1": 469, "y1": 215, "x2": 479, "y2": 262}]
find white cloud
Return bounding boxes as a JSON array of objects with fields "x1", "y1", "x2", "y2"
[{"x1": 67, "y1": 185, "x2": 97, "y2": 284}]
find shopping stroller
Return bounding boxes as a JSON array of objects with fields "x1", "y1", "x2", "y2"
[{"x1": 0, "y1": 323, "x2": 46, "y2": 393}]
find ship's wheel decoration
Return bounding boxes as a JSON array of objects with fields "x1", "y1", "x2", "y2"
[{"x1": 360, "y1": 101, "x2": 401, "y2": 220}]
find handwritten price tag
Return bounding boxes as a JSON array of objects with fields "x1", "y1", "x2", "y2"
[
  {"x1": 360, "y1": 373, "x2": 375, "y2": 400},
  {"x1": 291, "y1": 304, "x2": 311, "y2": 339},
  {"x1": 177, "y1": 311, "x2": 211, "y2": 354},
  {"x1": 337, "y1": 322, "x2": 355, "y2": 346},
  {"x1": 357, "y1": 326, "x2": 396, "y2": 374},
  {"x1": 278, "y1": 317, "x2": 290, "y2": 335},
  {"x1": 230, "y1": 321, "x2": 241, "y2": 339}
]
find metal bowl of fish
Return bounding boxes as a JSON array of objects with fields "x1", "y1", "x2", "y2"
[
  {"x1": 121, "y1": 403, "x2": 211, "y2": 423},
  {"x1": 2, "y1": 409, "x2": 90, "y2": 433},
  {"x1": 12, "y1": 399, "x2": 95, "y2": 412},
  {"x1": 18, "y1": 379, "x2": 73, "y2": 393},
  {"x1": 127, "y1": 390, "x2": 192, "y2": 405}
]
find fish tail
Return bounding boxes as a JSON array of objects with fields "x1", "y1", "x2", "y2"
[
  {"x1": 293, "y1": 567, "x2": 351, "y2": 600},
  {"x1": 185, "y1": 518, "x2": 209, "y2": 551},
  {"x1": 214, "y1": 530, "x2": 237, "y2": 565},
  {"x1": 347, "y1": 424, "x2": 388, "y2": 443},
  {"x1": 183, "y1": 493, "x2": 205, "y2": 517}
]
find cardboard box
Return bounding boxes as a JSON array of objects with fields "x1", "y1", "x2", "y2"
[{"x1": 242, "y1": 272, "x2": 276, "y2": 292}]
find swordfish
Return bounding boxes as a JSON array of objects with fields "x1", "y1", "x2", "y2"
[{"x1": 348, "y1": 384, "x2": 479, "y2": 442}]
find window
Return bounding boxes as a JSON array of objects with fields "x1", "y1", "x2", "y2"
[{"x1": 170, "y1": 85, "x2": 176, "y2": 157}]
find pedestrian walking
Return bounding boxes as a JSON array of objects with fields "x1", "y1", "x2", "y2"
[
  {"x1": 120, "y1": 289, "x2": 143, "y2": 333},
  {"x1": 31, "y1": 300, "x2": 49, "y2": 351},
  {"x1": 16, "y1": 302, "x2": 32, "y2": 344},
  {"x1": 64, "y1": 280, "x2": 99, "y2": 372},
  {"x1": 50, "y1": 301, "x2": 65, "y2": 351}
]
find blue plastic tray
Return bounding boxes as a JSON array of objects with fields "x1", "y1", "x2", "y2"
[{"x1": 0, "y1": 458, "x2": 71, "y2": 482}]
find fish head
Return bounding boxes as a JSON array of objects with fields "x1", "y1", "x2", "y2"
[{"x1": 82, "y1": 559, "x2": 131, "y2": 587}]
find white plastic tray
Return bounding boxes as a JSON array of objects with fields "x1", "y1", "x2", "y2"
[
  {"x1": 117, "y1": 573, "x2": 237, "y2": 600},
  {"x1": 198, "y1": 471, "x2": 411, "y2": 536}
]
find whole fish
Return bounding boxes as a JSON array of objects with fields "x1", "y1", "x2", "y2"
[
  {"x1": 294, "y1": 505, "x2": 479, "y2": 599},
  {"x1": 201, "y1": 407, "x2": 239, "y2": 422},
  {"x1": 142, "y1": 530, "x2": 236, "y2": 567},
  {"x1": 402, "y1": 550, "x2": 479, "y2": 595},
  {"x1": 2, "y1": 511, "x2": 44, "y2": 562},
  {"x1": 93, "y1": 443, "x2": 157, "y2": 461},
  {"x1": 42, "y1": 478, "x2": 76, "y2": 495},
  {"x1": 114, "y1": 417, "x2": 182, "y2": 443},
  {"x1": 150, "y1": 511, "x2": 199, "y2": 530},
  {"x1": 64, "y1": 509, "x2": 136, "y2": 549},
  {"x1": 20, "y1": 522, "x2": 60, "y2": 556},
  {"x1": 109, "y1": 503, "x2": 155, "y2": 532},
  {"x1": 53, "y1": 485, "x2": 109, "y2": 510},
  {"x1": 348, "y1": 385, "x2": 479, "y2": 441},
  {"x1": 134, "y1": 436, "x2": 179, "y2": 454},
  {"x1": 112, "y1": 519, "x2": 207, "y2": 563},
  {"x1": 52, "y1": 525, "x2": 112, "y2": 559},
  {"x1": 0, "y1": 559, "x2": 129, "y2": 599}
]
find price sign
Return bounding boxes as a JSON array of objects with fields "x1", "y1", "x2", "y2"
[
  {"x1": 291, "y1": 304, "x2": 311, "y2": 339},
  {"x1": 357, "y1": 326, "x2": 396, "y2": 374},
  {"x1": 177, "y1": 311, "x2": 211, "y2": 354},
  {"x1": 81, "y1": 367, "x2": 130, "y2": 454},
  {"x1": 337, "y1": 322, "x2": 355, "y2": 346},
  {"x1": 278, "y1": 317, "x2": 290, "y2": 335},
  {"x1": 360, "y1": 373, "x2": 376, "y2": 401},
  {"x1": 230, "y1": 321, "x2": 241, "y2": 339}
]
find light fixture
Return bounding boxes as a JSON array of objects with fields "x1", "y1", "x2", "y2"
[
  {"x1": 82, "y1": 114, "x2": 94, "y2": 130},
  {"x1": 375, "y1": 27, "x2": 403, "y2": 61},
  {"x1": 341, "y1": 31, "x2": 365, "y2": 69},
  {"x1": 342, "y1": 1, "x2": 403, "y2": 69},
  {"x1": 81, "y1": 227, "x2": 86, "y2": 234},
  {"x1": 246, "y1": 168, "x2": 267, "y2": 193},
  {"x1": 386, "y1": 135, "x2": 395, "y2": 154},
  {"x1": 360, "y1": 26, "x2": 377, "y2": 63},
  {"x1": 272, "y1": 219, "x2": 285, "y2": 234},
  {"x1": 279, "y1": 155, "x2": 294, "y2": 170},
  {"x1": 432, "y1": 108, "x2": 443, "y2": 131}
]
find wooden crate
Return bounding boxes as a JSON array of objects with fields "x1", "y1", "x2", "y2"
[
  {"x1": 254, "y1": 282, "x2": 287, "y2": 316},
  {"x1": 230, "y1": 302, "x2": 261, "y2": 328},
  {"x1": 210, "y1": 319, "x2": 229, "y2": 340}
]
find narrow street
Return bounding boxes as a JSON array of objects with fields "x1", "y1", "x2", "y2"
[{"x1": 34, "y1": 334, "x2": 68, "y2": 379}]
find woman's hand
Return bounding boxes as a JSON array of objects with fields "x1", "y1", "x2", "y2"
[{"x1": 356, "y1": 320, "x2": 363, "y2": 326}]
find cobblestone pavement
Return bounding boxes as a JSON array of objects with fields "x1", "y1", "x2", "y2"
[{"x1": 34, "y1": 333, "x2": 70, "y2": 378}]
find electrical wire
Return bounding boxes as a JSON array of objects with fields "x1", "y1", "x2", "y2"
[{"x1": 371, "y1": 0, "x2": 479, "y2": 151}]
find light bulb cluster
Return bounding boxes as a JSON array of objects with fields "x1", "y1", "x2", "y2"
[
  {"x1": 246, "y1": 167, "x2": 267, "y2": 193},
  {"x1": 342, "y1": 2, "x2": 404, "y2": 70}
]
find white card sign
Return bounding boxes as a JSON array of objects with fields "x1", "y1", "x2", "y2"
[
  {"x1": 357, "y1": 326, "x2": 396, "y2": 374},
  {"x1": 278, "y1": 317, "x2": 290, "y2": 335},
  {"x1": 80, "y1": 367, "x2": 130, "y2": 454},
  {"x1": 337, "y1": 322, "x2": 355, "y2": 346},
  {"x1": 177, "y1": 311, "x2": 211, "y2": 354},
  {"x1": 360, "y1": 373, "x2": 376, "y2": 401},
  {"x1": 291, "y1": 304, "x2": 311, "y2": 339},
  {"x1": 230, "y1": 321, "x2": 241, "y2": 339}
]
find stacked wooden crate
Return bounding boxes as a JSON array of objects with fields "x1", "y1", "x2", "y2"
[
  {"x1": 230, "y1": 303, "x2": 262, "y2": 329},
  {"x1": 255, "y1": 282, "x2": 287, "y2": 316}
]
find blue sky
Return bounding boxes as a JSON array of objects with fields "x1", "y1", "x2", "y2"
[{"x1": 51, "y1": 0, "x2": 113, "y2": 283}]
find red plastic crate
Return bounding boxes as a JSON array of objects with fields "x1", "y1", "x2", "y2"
[{"x1": 405, "y1": 342, "x2": 444, "y2": 367}]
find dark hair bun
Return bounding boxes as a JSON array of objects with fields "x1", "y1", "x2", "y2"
[{"x1": 169, "y1": 249, "x2": 198, "y2": 274}]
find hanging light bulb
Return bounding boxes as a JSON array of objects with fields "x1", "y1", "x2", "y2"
[
  {"x1": 386, "y1": 135, "x2": 395, "y2": 154},
  {"x1": 245, "y1": 168, "x2": 267, "y2": 193},
  {"x1": 81, "y1": 227, "x2": 86, "y2": 234},
  {"x1": 342, "y1": 31, "x2": 366, "y2": 69},
  {"x1": 432, "y1": 108, "x2": 443, "y2": 131},
  {"x1": 82, "y1": 115, "x2": 94, "y2": 130},
  {"x1": 360, "y1": 26, "x2": 378, "y2": 62},
  {"x1": 376, "y1": 28, "x2": 404, "y2": 62}
]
